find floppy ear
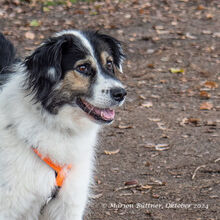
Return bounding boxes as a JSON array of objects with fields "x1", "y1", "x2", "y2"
[
  {"x1": 25, "y1": 36, "x2": 66, "y2": 103},
  {"x1": 98, "y1": 34, "x2": 125, "y2": 73}
]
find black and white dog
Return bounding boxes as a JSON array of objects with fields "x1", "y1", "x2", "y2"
[{"x1": 0, "y1": 30, "x2": 126, "y2": 219}]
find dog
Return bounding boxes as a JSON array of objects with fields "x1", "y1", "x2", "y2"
[{"x1": 0, "y1": 30, "x2": 126, "y2": 220}]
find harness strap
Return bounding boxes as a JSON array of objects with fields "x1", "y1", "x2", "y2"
[{"x1": 33, "y1": 148, "x2": 72, "y2": 187}]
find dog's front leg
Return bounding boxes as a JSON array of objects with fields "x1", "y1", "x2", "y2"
[{"x1": 40, "y1": 159, "x2": 93, "y2": 220}]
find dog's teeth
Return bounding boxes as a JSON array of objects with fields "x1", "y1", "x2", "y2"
[
  {"x1": 81, "y1": 98, "x2": 115, "y2": 121},
  {"x1": 100, "y1": 109, "x2": 115, "y2": 120}
]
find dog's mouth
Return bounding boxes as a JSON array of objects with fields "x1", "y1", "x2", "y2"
[{"x1": 76, "y1": 98, "x2": 115, "y2": 123}]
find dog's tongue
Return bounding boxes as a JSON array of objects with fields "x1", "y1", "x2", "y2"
[
  {"x1": 81, "y1": 99, "x2": 115, "y2": 121},
  {"x1": 100, "y1": 109, "x2": 115, "y2": 121}
]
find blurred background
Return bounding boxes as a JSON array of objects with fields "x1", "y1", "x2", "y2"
[{"x1": 0, "y1": 0, "x2": 219, "y2": 219}]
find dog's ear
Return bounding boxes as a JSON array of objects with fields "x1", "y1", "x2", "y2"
[
  {"x1": 25, "y1": 36, "x2": 66, "y2": 103},
  {"x1": 98, "y1": 34, "x2": 125, "y2": 73}
]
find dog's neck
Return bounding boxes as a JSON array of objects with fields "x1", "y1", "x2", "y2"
[{"x1": 0, "y1": 69, "x2": 100, "y2": 165}]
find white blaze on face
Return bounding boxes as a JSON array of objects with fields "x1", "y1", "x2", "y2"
[
  {"x1": 88, "y1": 73, "x2": 124, "y2": 109},
  {"x1": 55, "y1": 30, "x2": 96, "y2": 60}
]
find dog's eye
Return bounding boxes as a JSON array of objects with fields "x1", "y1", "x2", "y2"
[
  {"x1": 76, "y1": 64, "x2": 90, "y2": 75},
  {"x1": 106, "y1": 60, "x2": 114, "y2": 72}
]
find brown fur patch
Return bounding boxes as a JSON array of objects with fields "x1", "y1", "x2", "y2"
[
  {"x1": 100, "y1": 51, "x2": 113, "y2": 66},
  {"x1": 62, "y1": 70, "x2": 90, "y2": 93},
  {"x1": 100, "y1": 51, "x2": 123, "y2": 78},
  {"x1": 75, "y1": 56, "x2": 96, "y2": 69}
]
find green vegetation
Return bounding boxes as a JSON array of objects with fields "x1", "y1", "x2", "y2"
[
  {"x1": 29, "y1": 19, "x2": 40, "y2": 27},
  {"x1": 20, "y1": 0, "x2": 100, "y2": 5},
  {"x1": 44, "y1": 0, "x2": 99, "y2": 6}
]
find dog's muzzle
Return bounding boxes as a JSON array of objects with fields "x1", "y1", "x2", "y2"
[{"x1": 110, "y1": 87, "x2": 127, "y2": 103}]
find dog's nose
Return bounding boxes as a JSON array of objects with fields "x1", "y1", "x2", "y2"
[{"x1": 110, "y1": 87, "x2": 127, "y2": 102}]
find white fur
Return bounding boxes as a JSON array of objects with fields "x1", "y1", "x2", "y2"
[
  {"x1": 0, "y1": 68, "x2": 100, "y2": 220},
  {"x1": 47, "y1": 67, "x2": 56, "y2": 80},
  {"x1": 88, "y1": 73, "x2": 124, "y2": 109},
  {"x1": 55, "y1": 30, "x2": 95, "y2": 59}
]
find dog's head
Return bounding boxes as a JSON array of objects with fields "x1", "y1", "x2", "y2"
[{"x1": 24, "y1": 30, "x2": 126, "y2": 124}]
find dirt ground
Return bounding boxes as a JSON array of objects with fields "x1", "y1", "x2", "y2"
[{"x1": 0, "y1": 0, "x2": 219, "y2": 219}]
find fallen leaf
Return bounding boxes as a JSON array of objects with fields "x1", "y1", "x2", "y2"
[
  {"x1": 155, "y1": 144, "x2": 169, "y2": 151},
  {"x1": 139, "y1": 94, "x2": 146, "y2": 100},
  {"x1": 90, "y1": 11, "x2": 98, "y2": 16},
  {"x1": 142, "y1": 143, "x2": 155, "y2": 148},
  {"x1": 124, "y1": 14, "x2": 131, "y2": 19},
  {"x1": 161, "y1": 134, "x2": 169, "y2": 138},
  {"x1": 161, "y1": 57, "x2": 169, "y2": 62},
  {"x1": 186, "y1": 33, "x2": 197, "y2": 39},
  {"x1": 25, "y1": 31, "x2": 35, "y2": 40},
  {"x1": 24, "y1": 46, "x2": 36, "y2": 51},
  {"x1": 200, "y1": 91, "x2": 211, "y2": 99},
  {"x1": 139, "y1": 8, "x2": 145, "y2": 14},
  {"x1": 205, "y1": 120, "x2": 217, "y2": 126},
  {"x1": 140, "y1": 184, "x2": 152, "y2": 190},
  {"x1": 157, "y1": 122, "x2": 166, "y2": 130},
  {"x1": 197, "y1": 5, "x2": 205, "y2": 10},
  {"x1": 200, "y1": 102, "x2": 213, "y2": 110},
  {"x1": 115, "y1": 184, "x2": 138, "y2": 192},
  {"x1": 125, "y1": 180, "x2": 139, "y2": 186},
  {"x1": 151, "y1": 94, "x2": 160, "y2": 99},
  {"x1": 146, "y1": 49, "x2": 155, "y2": 54},
  {"x1": 118, "y1": 124, "x2": 133, "y2": 129},
  {"x1": 154, "y1": 25, "x2": 164, "y2": 30},
  {"x1": 147, "y1": 63, "x2": 155, "y2": 69},
  {"x1": 171, "y1": 21, "x2": 178, "y2": 26},
  {"x1": 144, "y1": 161, "x2": 151, "y2": 167},
  {"x1": 73, "y1": 9, "x2": 84, "y2": 15},
  {"x1": 43, "y1": 6, "x2": 50, "y2": 12},
  {"x1": 66, "y1": 1, "x2": 72, "y2": 7},
  {"x1": 150, "y1": 178, "x2": 166, "y2": 186},
  {"x1": 129, "y1": 37, "x2": 135, "y2": 42},
  {"x1": 90, "y1": 193, "x2": 103, "y2": 199},
  {"x1": 119, "y1": 192, "x2": 134, "y2": 196},
  {"x1": 180, "y1": 117, "x2": 201, "y2": 126},
  {"x1": 213, "y1": 32, "x2": 220, "y2": 38},
  {"x1": 202, "y1": 30, "x2": 212, "y2": 35},
  {"x1": 206, "y1": 13, "x2": 213, "y2": 19},
  {"x1": 180, "y1": 77, "x2": 187, "y2": 82},
  {"x1": 188, "y1": 118, "x2": 201, "y2": 126},
  {"x1": 148, "y1": 118, "x2": 161, "y2": 122},
  {"x1": 169, "y1": 68, "x2": 185, "y2": 74},
  {"x1": 156, "y1": 30, "x2": 170, "y2": 35},
  {"x1": 104, "y1": 149, "x2": 120, "y2": 155},
  {"x1": 204, "y1": 81, "x2": 219, "y2": 89},
  {"x1": 152, "y1": 193, "x2": 160, "y2": 198},
  {"x1": 97, "y1": 179, "x2": 101, "y2": 184},
  {"x1": 141, "y1": 101, "x2": 153, "y2": 108}
]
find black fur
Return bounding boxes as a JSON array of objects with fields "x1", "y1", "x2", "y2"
[
  {"x1": 0, "y1": 33, "x2": 17, "y2": 73},
  {"x1": 25, "y1": 36, "x2": 67, "y2": 105},
  {"x1": 96, "y1": 33, "x2": 125, "y2": 70},
  {"x1": 0, "y1": 33, "x2": 19, "y2": 85},
  {"x1": 84, "y1": 31, "x2": 125, "y2": 74},
  {"x1": 24, "y1": 34, "x2": 91, "y2": 109}
]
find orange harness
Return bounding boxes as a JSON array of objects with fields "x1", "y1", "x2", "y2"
[{"x1": 33, "y1": 148, "x2": 72, "y2": 187}]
